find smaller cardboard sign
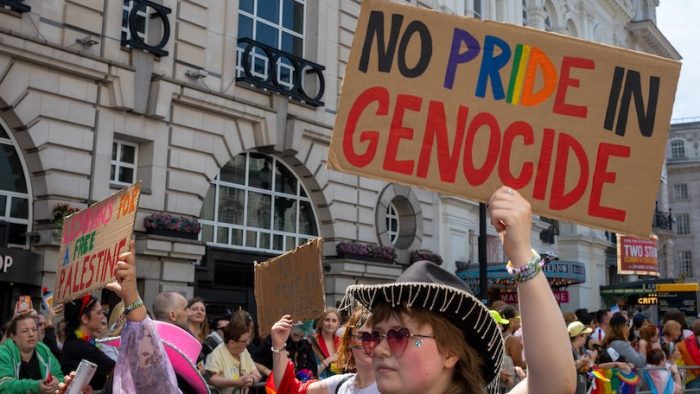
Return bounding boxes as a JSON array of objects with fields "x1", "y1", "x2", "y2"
[
  {"x1": 254, "y1": 238, "x2": 325, "y2": 337},
  {"x1": 54, "y1": 183, "x2": 141, "y2": 304},
  {"x1": 617, "y1": 234, "x2": 659, "y2": 276}
]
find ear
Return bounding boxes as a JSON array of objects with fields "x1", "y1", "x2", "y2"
[
  {"x1": 80, "y1": 313, "x2": 90, "y2": 326},
  {"x1": 443, "y1": 352, "x2": 460, "y2": 369}
]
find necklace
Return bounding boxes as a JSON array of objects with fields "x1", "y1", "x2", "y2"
[{"x1": 74, "y1": 328, "x2": 96, "y2": 346}]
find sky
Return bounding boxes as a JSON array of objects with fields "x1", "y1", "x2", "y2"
[{"x1": 657, "y1": 1, "x2": 700, "y2": 121}]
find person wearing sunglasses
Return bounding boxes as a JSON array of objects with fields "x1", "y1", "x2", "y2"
[
  {"x1": 268, "y1": 307, "x2": 377, "y2": 394},
  {"x1": 338, "y1": 186, "x2": 575, "y2": 394}
]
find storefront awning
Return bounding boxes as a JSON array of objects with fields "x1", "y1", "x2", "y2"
[{"x1": 457, "y1": 260, "x2": 586, "y2": 287}]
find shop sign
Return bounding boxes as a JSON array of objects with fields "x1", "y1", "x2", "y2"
[
  {"x1": 0, "y1": 248, "x2": 42, "y2": 286},
  {"x1": 617, "y1": 234, "x2": 659, "y2": 276}
]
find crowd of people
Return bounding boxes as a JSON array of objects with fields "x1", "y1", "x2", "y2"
[
  {"x1": 0, "y1": 187, "x2": 580, "y2": 393},
  {"x1": 507, "y1": 302, "x2": 700, "y2": 394}
]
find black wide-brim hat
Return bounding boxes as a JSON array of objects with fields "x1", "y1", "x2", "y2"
[{"x1": 340, "y1": 260, "x2": 504, "y2": 393}]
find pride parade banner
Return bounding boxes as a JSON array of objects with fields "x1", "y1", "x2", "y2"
[
  {"x1": 254, "y1": 238, "x2": 325, "y2": 337},
  {"x1": 328, "y1": 0, "x2": 681, "y2": 238},
  {"x1": 54, "y1": 183, "x2": 141, "y2": 303},
  {"x1": 617, "y1": 234, "x2": 659, "y2": 276}
]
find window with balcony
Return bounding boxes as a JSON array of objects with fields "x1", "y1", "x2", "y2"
[
  {"x1": 673, "y1": 183, "x2": 688, "y2": 200},
  {"x1": 670, "y1": 140, "x2": 686, "y2": 160},
  {"x1": 111, "y1": 140, "x2": 138, "y2": 186},
  {"x1": 237, "y1": 0, "x2": 305, "y2": 89},
  {"x1": 121, "y1": 0, "x2": 148, "y2": 45},
  {"x1": 675, "y1": 213, "x2": 691, "y2": 235},
  {"x1": 120, "y1": 0, "x2": 171, "y2": 57},
  {"x1": 677, "y1": 250, "x2": 693, "y2": 277},
  {"x1": 0, "y1": 124, "x2": 30, "y2": 247},
  {"x1": 199, "y1": 152, "x2": 318, "y2": 253}
]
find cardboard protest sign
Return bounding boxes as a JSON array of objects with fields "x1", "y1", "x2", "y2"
[
  {"x1": 254, "y1": 238, "x2": 325, "y2": 337},
  {"x1": 328, "y1": 0, "x2": 681, "y2": 238},
  {"x1": 54, "y1": 183, "x2": 141, "y2": 304},
  {"x1": 617, "y1": 234, "x2": 659, "y2": 276}
]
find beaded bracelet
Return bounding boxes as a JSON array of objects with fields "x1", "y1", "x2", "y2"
[
  {"x1": 123, "y1": 298, "x2": 144, "y2": 315},
  {"x1": 506, "y1": 249, "x2": 546, "y2": 283},
  {"x1": 271, "y1": 344, "x2": 287, "y2": 353}
]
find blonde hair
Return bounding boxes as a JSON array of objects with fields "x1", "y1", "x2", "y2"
[
  {"x1": 369, "y1": 303, "x2": 486, "y2": 394},
  {"x1": 107, "y1": 302, "x2": 126, "y2": 337},
  {"x1": 315, "y1": 307, "x2": 341, "y2": 334},
  {"x1": 662, "y1": 320, "x2": 681, "y2": 338}
]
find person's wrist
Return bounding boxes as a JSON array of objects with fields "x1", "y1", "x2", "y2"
[{"x1": 509, "y1": 248, "x2": 535, "y2": 267}]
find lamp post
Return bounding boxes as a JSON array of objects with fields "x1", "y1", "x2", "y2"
[{"x1": 478, "y1": 202, "x2": 488, "y2": 304}]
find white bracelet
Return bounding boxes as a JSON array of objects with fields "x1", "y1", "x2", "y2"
[{"x1": 271, "y1": 344, "x2": 287, "y2": 353}]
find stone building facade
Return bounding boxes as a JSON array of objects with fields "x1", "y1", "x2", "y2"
[
  {"x1": 0, "y1": 0, "x2": 678, "y2": 319},
  {"x1": 667, "y1": 120, "x2": 700, "y2": 282}
]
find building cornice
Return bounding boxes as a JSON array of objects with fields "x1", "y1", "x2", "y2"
[
  {"x1": 627, "y1": 20, "x2": 681, "y2": 60},
  {"x1": 602, "y1": 0, "x2": 637, "y2": 20}
]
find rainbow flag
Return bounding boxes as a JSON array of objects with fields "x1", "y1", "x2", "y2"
[{"x1": 590, "y1": 367, "x2": 640, "y2": 394}]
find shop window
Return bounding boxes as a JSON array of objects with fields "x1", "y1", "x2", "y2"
[
  {"x1": 111, "y1": 140, "x2": 138, "y2": 186},
  {"x1": 199, "y1": 152, "x2": 318, "y2": 253}
]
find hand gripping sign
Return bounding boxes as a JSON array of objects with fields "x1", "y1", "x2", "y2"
[{"x1": 328, "y1": 0, "x2": 681, "y2": 238}]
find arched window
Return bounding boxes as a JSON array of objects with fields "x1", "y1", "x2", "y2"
[
  {"x1": 0, "y1": 124, "x2": 30, "y2": 247},
  {"x1": 199, "y1": 152, "x2": 318, "y2": 253}
]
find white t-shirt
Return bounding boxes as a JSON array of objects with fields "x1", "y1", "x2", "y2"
[{"x1": 322, "y1": 373, "x2": 379, "y2": 394}]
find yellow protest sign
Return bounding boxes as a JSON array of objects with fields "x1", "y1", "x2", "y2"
[
  {"x1": 328, "y1": 0, "x2": 681, "y2": 238},
  {"x1": 54, "y1": 183, "x2": 141, "y2": 303}
]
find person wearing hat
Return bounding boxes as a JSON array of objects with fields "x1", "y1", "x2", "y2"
[
  {"x1": 569, "y1": 321, "x2": 595, "y2": 394},
  {"x1": 489, "y1": 308, "x2": 518, "y2": 393},
  {"x1": 318, "y1": 186, "x2": 575, "y2": 394},
  {"x1": 101, "y1": 240, "x2": 210, "y2": 394}
]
